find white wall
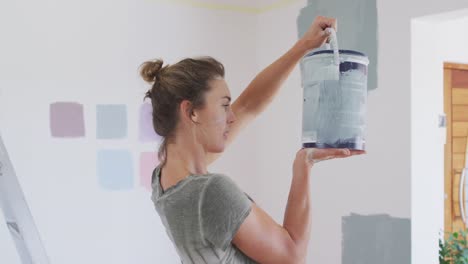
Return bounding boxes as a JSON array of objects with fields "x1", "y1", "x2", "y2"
[
  {"x1": 412, "y1": 9, "x2": 468, "y2": 264},
  {"x1": 0, "y1": 1, "x2": 258, "y2": 263},
  {"x1": 2, "y1": 0, "x2": 468, "y2": 263}
]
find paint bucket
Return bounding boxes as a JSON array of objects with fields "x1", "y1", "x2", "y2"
[{"x1": 301, "y1": 49, "x2": 369, "y2": 150}]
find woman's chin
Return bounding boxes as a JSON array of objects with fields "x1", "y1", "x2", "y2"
[
  {"x1": 213, "y1": 145, "x2": 225, "y2": 153},
  {"x1": 208, "y1": 142, "x2": 226, "y2": 153}
]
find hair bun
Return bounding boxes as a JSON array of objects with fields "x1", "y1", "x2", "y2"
[{"x1": 140, "y1": 59, "x2": 164, "y2": 83}]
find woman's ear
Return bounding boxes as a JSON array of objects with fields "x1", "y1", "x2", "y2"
[{"x1": 180, "y1": 100, "x2": 198, "y2": 124}]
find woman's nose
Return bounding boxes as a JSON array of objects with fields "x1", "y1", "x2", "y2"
[{"x1": 228, "y1": 110, "x2": 236, "y2": 123}]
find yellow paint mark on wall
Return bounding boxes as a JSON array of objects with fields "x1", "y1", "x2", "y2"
[{"x1": 147, "y1": 0, "x2": 301, "y2": 14}]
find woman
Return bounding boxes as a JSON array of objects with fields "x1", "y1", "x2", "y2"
[{"x1": 141, "y1": 16, "x2": 364, "y2": 264}]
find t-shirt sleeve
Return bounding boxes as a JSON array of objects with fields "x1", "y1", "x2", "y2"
[{"x1": 200, "y1": 174, "x2": 253, "y2": 251}]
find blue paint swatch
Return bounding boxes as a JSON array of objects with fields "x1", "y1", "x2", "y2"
[
  {"x1": 97, "y1": 149, "x2": 133, "y2": 190},
  {"x1": 96, "y1": 104, "x2": 127, "y2": 139}
]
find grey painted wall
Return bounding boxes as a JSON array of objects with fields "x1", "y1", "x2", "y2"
[{"x1": 342, "y1": 214, "x2": 410, "y2": 264}]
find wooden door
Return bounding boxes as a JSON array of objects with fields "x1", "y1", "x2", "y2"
[{"x1": 444, "y1": 62, "x2": 468, "y2": 236}]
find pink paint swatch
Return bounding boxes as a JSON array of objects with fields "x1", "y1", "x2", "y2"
[
  {"x1": 50, "y1": 102, "x2": 85, "y2": 138},
  {"x1": 139, "y1": 152, "x2": 159, "y2": 191}
]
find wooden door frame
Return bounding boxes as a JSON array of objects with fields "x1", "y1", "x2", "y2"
[{"x1": 444, "y1": 62, "x2": 468, "y2": 237}]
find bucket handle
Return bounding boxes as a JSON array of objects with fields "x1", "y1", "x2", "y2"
[{"x1": 324, "y1": 28, "x2": 340, "y2": 66}]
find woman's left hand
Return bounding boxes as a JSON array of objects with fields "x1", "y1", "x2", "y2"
[{"x1": 299, "y1": 15, "x2": 337, "y2": 52}]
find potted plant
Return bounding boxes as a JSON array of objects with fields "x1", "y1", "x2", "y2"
[{"x1": 440, "y1": 229, "x2": 468, "y2": 264}]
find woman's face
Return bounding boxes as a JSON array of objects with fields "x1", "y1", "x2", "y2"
[{"x1": 192, "y1": 78, "x2": 236, "y2": 153}]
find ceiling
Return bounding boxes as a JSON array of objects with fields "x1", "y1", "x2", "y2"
[{"x1": 158, "y1": 0, "x2": 301, "y2": 14}]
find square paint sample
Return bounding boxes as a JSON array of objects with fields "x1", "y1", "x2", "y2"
[
  {"x1": 140, "y1": 152, "x2": 159, "y2": 191},
  {"x1": 50, "y1": 102, "x2": 85, "y2": 138},
  {"x1": 96, "y1": 104, "x2": 127, "y2": 139},
  {"x1": 97, "y1": 149, "x2": 133, "y2": 190},
  {"x1": 139, "y1": 103, "x2": 162, "y2": 143}
]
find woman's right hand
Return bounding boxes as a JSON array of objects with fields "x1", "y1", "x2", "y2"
[{"x1": 294, "y1": 148, "x2": 366, "y2": 172}]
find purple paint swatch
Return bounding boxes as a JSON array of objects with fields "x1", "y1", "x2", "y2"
[
  {"x1": 139, "y1": 103, "x2": 162, "y2": 142},
  {"x1": 140, "y1": 152, "x2": 159, "y2": 191},
  {"x1": 50, "y1": 102, "x2": 85, "y2": 138}
]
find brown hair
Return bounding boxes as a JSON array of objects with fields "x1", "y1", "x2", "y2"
[{"x1": 140, "y1": 57, "x2": 225, "y2": 167}]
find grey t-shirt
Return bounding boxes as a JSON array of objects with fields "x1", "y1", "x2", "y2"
[{"x1": 151, "y1": 165, "x2": 258, "y2": 264}]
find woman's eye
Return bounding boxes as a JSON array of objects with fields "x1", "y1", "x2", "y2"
[{"x1": 223, "y1": 105, "x2": 230, "y2": 108}]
